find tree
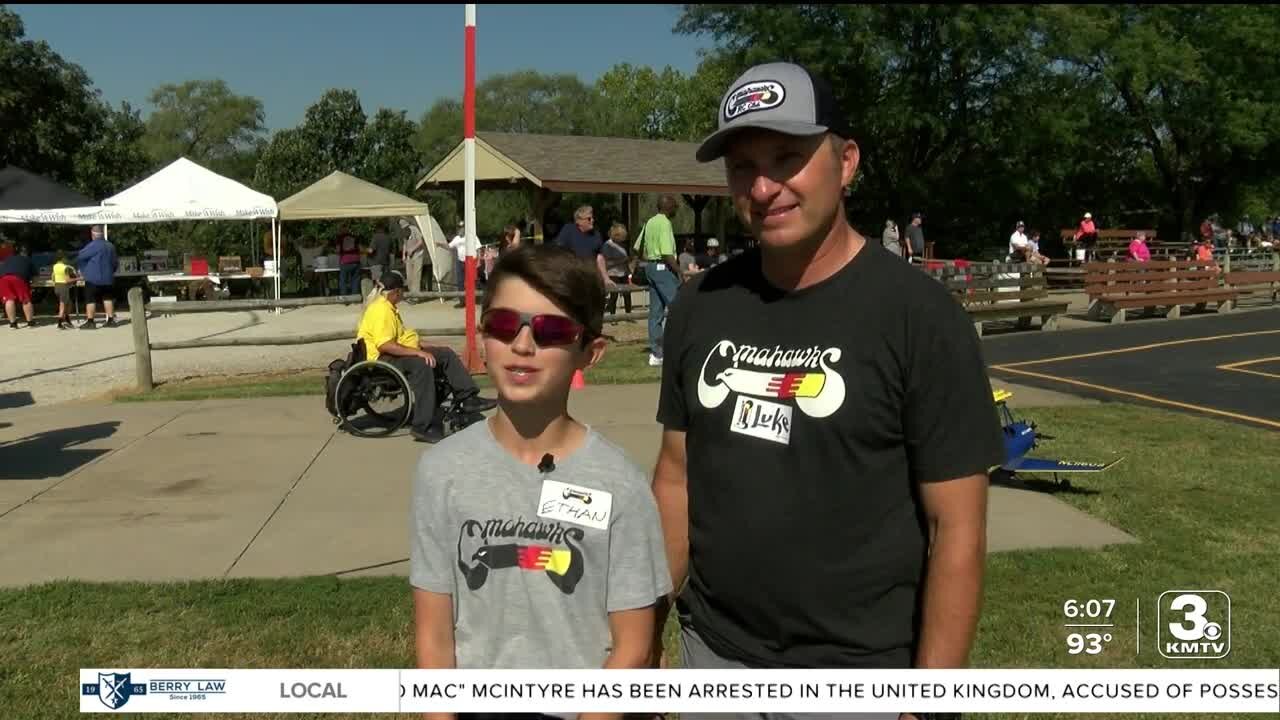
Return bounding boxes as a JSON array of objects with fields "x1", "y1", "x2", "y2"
[
  {"x1": 675, "y1": 4, "x2": 1059, "y2": 256},
  {"x1": 357, "y1": 108, "x2": 420, "y2": 196},
  {"x1": 0, "y1": 7, "x2": 106, "y2": 184},
  {"x1": 1039, "y1": 4, "x2": 1280, "y2": 240},
  {"x1": 142, "y1": 79, "x2": 266, "y2": 175},
  {"x1": 73, "y1": 101, "x2": 152, "y2": 200},
  {"x1": 254, "y1": 90, "x2": 368, "y2": 201}
]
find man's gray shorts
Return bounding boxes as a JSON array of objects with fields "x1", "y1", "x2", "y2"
[{"x1": 678, "y1": 620, "x2": 900, "y2": 720}]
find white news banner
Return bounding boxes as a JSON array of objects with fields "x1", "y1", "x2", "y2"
[{"x1": 80, "y1": 668, "x2": 1280, "y2": 713}]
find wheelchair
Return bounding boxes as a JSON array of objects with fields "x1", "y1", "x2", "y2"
[{"x1": 325, "y1": 340, "x2": 481, "y2": 439}]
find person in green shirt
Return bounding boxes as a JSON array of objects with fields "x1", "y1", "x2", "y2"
[{"x1": 634, "y1": 194, "x2": 681, "y2": 366}]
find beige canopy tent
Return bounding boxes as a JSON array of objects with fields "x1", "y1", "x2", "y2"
[
  {"x1": 278, "y1": 170, "x2": 429, "y2": 220},
  {"x1": 276, "y1": 171, "x2": 449, "y2": 290}
]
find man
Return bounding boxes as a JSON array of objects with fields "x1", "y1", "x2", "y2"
[
  {"x1": 554, "y1": 204, "x2": 615, "y2": 291},
  {"x1": 1008, "y1": 221, "x2": 1030, "y2": 261},
  {"x1": 75, "y1": 225, "x2": 118, "y2": 329},
  {"x1": 635, "y1": 195, "x2": 680, "y2": 367},
  {"x1": 400, "y1": 218, "x2": 428, "y2": 293},
  {"x1": 448, "y1": 221, "x2": 467, "y2": 292},
  {"x1": 697, "y1": 237, "x2": 727, "y2": 269},
  {"x1": 651, "y1": 61, "x2": 1004, "y2": 720},
  {"x1": 0, "y1": 244, "x2": 36, "y2": 329},
  {"x1": 356, "y1": 272, "x2": 496, "y2": 443},
  {"x1": 905, "y1": 212, "x2": 925, "y2": 260},
  {"x1": 368, "y1": 224, "x2": 393, "y2": 284}
]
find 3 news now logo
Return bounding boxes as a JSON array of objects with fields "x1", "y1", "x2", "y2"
[{"x1": 1157, "y1": 590, "x2": 1231, "y2": 659}]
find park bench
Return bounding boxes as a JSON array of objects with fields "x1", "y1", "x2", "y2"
[
  {"x1": 1059, "y1": 228, "x2": 1185, "y2": 261},
  {"x1": 1221, "y1": 253, "x2": 1280, "y2": 308},
  {"x1": 924, "y1": 261, "x2": 1069, "y2": 337},
  {"x1": 1083, "y1": 260, "x2": 1238, "y2": 323}
]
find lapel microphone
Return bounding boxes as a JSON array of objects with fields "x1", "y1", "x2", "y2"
[{"x1": 538, "y1": 453, "x2": 556, "y2": 473}]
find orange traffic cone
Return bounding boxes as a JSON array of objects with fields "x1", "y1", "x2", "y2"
[{"x1": 571, "y1": 369, "x2": 587, "y2": 390}]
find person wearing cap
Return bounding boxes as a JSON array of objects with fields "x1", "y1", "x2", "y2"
[
  {"x1": 905, "y1": 212, "x2": 925, "y2": 259},
  {"x1": 1009, "y1": 221, "x2": 1031, "y2": 261},
  {"x1": 1073, "y1": 212, "x2": 1097, "y2": 260},
  {"x1": 356, "y1": 271, "x2": 496, "y2": 443},
  {"x1": 697, "y1": 237, "x2": 726, "y2": 269},
  {"x1": 650, "y1": 61, "x2": 1003, "y2": 711},
  {"x1": 400, "y1": 218, "x2": 430, "y2": 294}
]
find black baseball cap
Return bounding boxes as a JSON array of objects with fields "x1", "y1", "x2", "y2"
[
  {"x1": 380, "y1": 272, "x2": 406, "y2": 291},
  {"x1": 696, "y1": 61, "x2": 854, "y2": 162}
]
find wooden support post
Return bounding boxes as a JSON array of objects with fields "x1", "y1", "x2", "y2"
[
  {"x1": 128, "y1": 286, "x2": 153, "y2": 392},
  {"x1": 682, "y1": 194, "x2": 710, "y2": 239}
]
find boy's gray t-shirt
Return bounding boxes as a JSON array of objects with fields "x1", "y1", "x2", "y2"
[{"x1": 409, "y1": 421, "x2": 672, "y2": 669}]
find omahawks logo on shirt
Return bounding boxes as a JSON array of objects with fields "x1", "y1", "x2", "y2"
[
  {"x1": 456, "y1": 518, "x2": 585, "y2": 595},
  {"x1": 698, "y1": 339, "x2": 846, "y2": 445}
]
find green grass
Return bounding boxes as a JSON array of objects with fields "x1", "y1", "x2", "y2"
[
  {"x1": 114, "y1": 341, "x2": 662, "y2": 403},
  {"x1": 2, "y1": 404, "x2": 1276, "y2": 719}
]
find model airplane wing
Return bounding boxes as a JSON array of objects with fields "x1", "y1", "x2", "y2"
[{"x1": 1007, "y1": 457, "x2": 1124, "y2": 473}]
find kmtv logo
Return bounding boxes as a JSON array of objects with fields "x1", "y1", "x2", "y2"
[{"x1": 1157, "y1": 590, "x2": 1231, "y2": 659}]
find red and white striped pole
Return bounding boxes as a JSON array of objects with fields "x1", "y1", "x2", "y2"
[{"x1": 462, "y1": 3, "x2": 481, "y2": 372}]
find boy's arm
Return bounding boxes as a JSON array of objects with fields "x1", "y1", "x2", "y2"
[
  {"x1": 413, "y1": 588, "x2": 457, "y2": 720},
  {"x1": 579, "y1": 606, "x2": 656, "y2": 720},
  {"x1": 413, "y1": 588, "x2": 456, "y2": 668}
]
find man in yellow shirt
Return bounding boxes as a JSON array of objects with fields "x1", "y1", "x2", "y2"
[{"x1": 356, "y1": 272, "x2": 495, "y2": 442}]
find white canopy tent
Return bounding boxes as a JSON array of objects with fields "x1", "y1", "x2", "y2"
[{"x1": 0, "y1": 157, "x2": 282, "y2": 299}]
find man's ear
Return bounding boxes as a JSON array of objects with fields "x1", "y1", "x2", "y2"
[
  {"x1": 839, "y1": 137, "x2": 860, "y2": 188},
  {"x1": 581, "y1": 336, "x2": 607, "y2": 371}
]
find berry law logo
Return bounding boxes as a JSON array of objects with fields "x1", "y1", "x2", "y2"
[
  {"x1": 83, "y1": 672, "x2": 147, "y2": 710},
  {"x1": 1157, "y1": 590, "x2": 1231, "y2": 659}
]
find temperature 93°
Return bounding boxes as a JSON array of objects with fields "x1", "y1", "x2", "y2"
[{"x1": 1063, "y1": 598, "x2": 1116, "y2": 656}]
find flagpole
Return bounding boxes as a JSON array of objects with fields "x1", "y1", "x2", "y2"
[{"x1": 463, "y1": 3, "x2": 481, "y2": 372}]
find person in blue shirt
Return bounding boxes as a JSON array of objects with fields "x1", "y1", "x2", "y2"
[
  {"x1": 554, "y1": 205, "x2": 615, "y2": 292},
  {"x1": 75, "y1": 225, "x2": 119, "y2": 329}
]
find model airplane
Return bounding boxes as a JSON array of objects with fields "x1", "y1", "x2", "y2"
[{"x1": 994, "y1": 388, "x2": 1122, "y2": 488}]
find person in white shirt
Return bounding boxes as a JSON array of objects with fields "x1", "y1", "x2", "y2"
[
  {"x1": 400, "y1": 218, "x2": 428, "y2": 293},
  {"x1": 1008, "y1": 221, "x2": 1031, "y2": 261}
]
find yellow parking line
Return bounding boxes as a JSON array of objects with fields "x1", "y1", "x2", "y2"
[
  {"x1": 1217, "y1": 355, "x2": 1280, "y2": 380},
  {"x1": 989, "y1": 365, "x2": 1280, "y2": 430},
  {"x1": 999, "y1": 329, "x2": 1280, "y2": 368}
]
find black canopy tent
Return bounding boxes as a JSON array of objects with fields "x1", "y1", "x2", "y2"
[{"x1": 0, "y1": 166, "x2": 95, "y2": 212}]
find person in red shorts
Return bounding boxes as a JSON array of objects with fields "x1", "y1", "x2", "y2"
[{"x1": 0, "y1": 244, "x2": 37, "y2": 329}]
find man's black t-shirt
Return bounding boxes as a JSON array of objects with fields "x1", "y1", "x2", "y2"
[
  {"x1": 370, "y1": 231, "x2": 392, "y2": 266},
  {"x1": 657, "y1": 240, "x2": 1003, "y2": 669}
]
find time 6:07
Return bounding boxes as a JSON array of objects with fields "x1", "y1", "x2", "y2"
[{"x1": 1063, "y1": 599, "x2": 1115, "y2": 618}]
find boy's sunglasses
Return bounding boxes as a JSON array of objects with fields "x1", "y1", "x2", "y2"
[{"x1": 481, "y1": 308, "x2": 585, "y2": 347}]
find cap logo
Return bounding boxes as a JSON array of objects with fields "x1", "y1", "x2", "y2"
[{"x1": 724, "y1": 80, "x2": 786, "y2": 122}]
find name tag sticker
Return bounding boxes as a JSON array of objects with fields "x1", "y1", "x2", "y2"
[{"x1": 537, "y1": 480, "x2": 613, "y2": 531}]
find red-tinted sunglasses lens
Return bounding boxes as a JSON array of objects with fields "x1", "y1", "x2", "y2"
[
  {"x1": 482, "y1": 309, "x2": 582, "y2": 346},
  {"x1": 481, "y1": 309, "x2": 523, "y2": 342},
  {"x1": 530, "y1": 314, "x2": 582, "y2": 346}
]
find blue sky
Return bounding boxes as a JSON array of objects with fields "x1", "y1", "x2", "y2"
[{"x1": 11, "y1": 4, "x2": 714, "y2": 132}]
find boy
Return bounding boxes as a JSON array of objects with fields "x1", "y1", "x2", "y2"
[
  {"x1": 409, "y1": 244, "x2": 671, "y2": 719},
  {"x1": 53, "y1": 251, "x2": 77, "y2": 329}
]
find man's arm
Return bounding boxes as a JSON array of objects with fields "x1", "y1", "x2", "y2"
[
  {"x1": 413, "y1": 589, "x2": 456, "y2": 720},
  {"x1": 912, "y1": 473, "x2": 988, "y2": 668},
  {"x1": 650, "y1": 429, "x2": 689, "y2": 663},
  {"x1": 379, "y1": 339, "x2": 436, "y2": 366}
]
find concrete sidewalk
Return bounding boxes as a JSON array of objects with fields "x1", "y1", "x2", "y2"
[{"x1": 0, "y1": 382, "x2": 1132, "y2": 589}]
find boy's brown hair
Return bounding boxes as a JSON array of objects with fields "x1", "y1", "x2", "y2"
[{"x1": 482, "y1": 243, "x2": 605, "y2": 345}]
